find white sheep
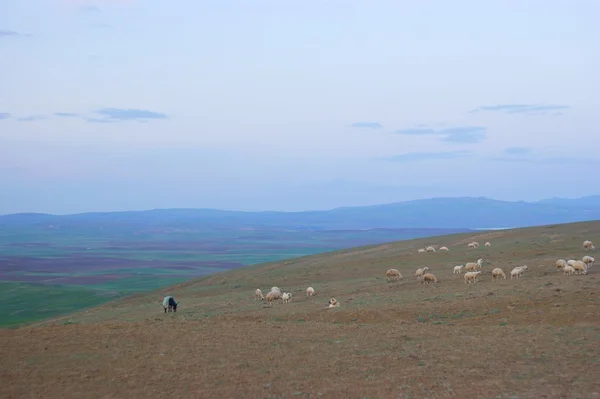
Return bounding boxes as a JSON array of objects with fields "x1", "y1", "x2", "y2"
[
  {"x1": 386, "y1": 268, "x2": 403, "y2": 281},
  {"x1": 327, "y1": 298, "x2": 340, "y2": 308},
  {"x1": 415, "y1": 267, "x2": 429, "y2": 279},
  {"x1": 472, "y1": 241, "x2": 480, "y2": 248},
  {"x1": 271, "y1": 286, "x2": 282, "y2": 294},
  {"x1": 484, "y1": 242, "x2": 491, "y2": 247},
  {"x1": 510, "y1": 265, "x2": 528, "y2": 279},
  {"x1": 306, "y1": 286, "x2": 315, "y2": 297},
  {"x1": 255, "y1": 288, "x2": 265, "y2": 301},
  {"x1": 491, "y1": 268, "x2": 507, "y2": 280},
  {"x1": 426, "y1": 246, "x2": 436, "y2": 253},
  {"x1": 453, "y1": 265, "x2": 464, "y2": 274},
  {"x1": 468, "y1": 242, "x2": 476, "y2": 249},
  {"x1": 439, "y1": 246, "x2": 449, "y2": 251},
  {"x1": 572, "y1": 260, "x2": 587, "y2": 275},
  {"x1": 282, "y1": 292, "x2": 292, "y2": 303},
  {"x1": 464, "y1": 259, "x2": 482, "y2": 272},
  {"x1": 418, "y1": 248, "x2": 426, "y2": 253},
  {"x1": 556, "y1": 259, "x2": 567, "y2": 270},
  {"x1": 563, "y1": 265, "x2": 575, "y2": 275},
  {"x1": 265, "y1": 290, "x2": 282, "y2": 306},
  {"x1": 582, "y1": 256, "x2": 594, "y2": 268},
  {"x1": 421, "y1": 273, "x2": 438, "y2": 284},
  {"x1": 583, "y1": 240, "x2": 595, "y2": 250},
  {"x1": 567, "y1": 260, "x2": 576, "y2": 267},
  {"x1": 464, "y1": 271, "x2": 482, "y2": 284}
]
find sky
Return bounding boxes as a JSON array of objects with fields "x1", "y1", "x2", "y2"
[{"x1": 1, "y1": 0, "x2": 599, "y2": 214}]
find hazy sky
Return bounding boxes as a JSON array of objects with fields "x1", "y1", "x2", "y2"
[{"x1": 1, "y1": 0, "x2": 599, "y2": 214}]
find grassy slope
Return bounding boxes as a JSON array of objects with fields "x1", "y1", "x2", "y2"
[{"x1": 1, "y1": 220, "x2": 599, "y2": 398}]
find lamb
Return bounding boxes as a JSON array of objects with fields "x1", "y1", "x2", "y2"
[
  {"x1": 386, "y1": 268, "x2": 403, "y2": 281},
  {"x1": 162, "y1": 296, "x2": 178, "y2": 313},
  {"x1": 582, "y1": 256, "x2": 594, "y2": 268},
  {"x1": 255, "y1": 288, "x2": 265, "y2": 301},
  {"x1": 327, "y1": 298, "x2": 340, "y2": 308},
  {"x1": 556, "y1": 259, "x2": 567, "y2": 270},
  {"x1": 464, "y1": 271, "x2": 482, "y2": 284},
  {"x1": 426, "y1": 246, "x2": 436, "y2": 253},
  {"x1": 583, "y1": 240, "x2": 595, "y2": 250},
  {"x1": 563, "y1": 265, "x2": 575, "y2": 275},
  {"x1": 572, "y1": 260, "x2": 587, "y2": 275},
  {"x1": 439, "y1": 246, "x2": 449, "y2": 251},
  {"x1": 421, "y1": 273, "x2": 438, "y2": 284},
  {"x1": 265, "y1": 290, "x2": 282, "y2": 306},
  {"x1": 415, "y1": 267, "x2": 429, "y2": 279},
  {"x1": 484, "y1": 242, "x2": 491, "y2": 247},
  {"x1": 453, "y1": 265, "x2": 464, "y2": 274},
  {"x1": 282, "y1": 292, "x2": 292, "y2": 303},
  {"x1": 491, "y1": 268, "x2": 507, "y2": 280},
  {"x1": 418, "y1": 248, "x2": 426, "y2": 253},
  {"x1": 306, "y1": 286, "x2": 315, "y2": 297},
  {"x1": 510, "y1": 265, "x2": 528, "y2": 279}
]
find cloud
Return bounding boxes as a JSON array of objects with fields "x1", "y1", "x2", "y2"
[
  {"x1": 503, "y1": 147, "x2": 532, "y2": 156},
  {"x1": 16, "y1": 115, "x2": 46, "y2": 122},
  {"x1": 0, "y1": 30, "x2": 30, "y2": 38},
  {"x1": 380, "y1": 150, "x2": 474, "y2": 163},
  {"x1": 54, "y1": 112, "x2": 80, "y2": 118},
  {"x1": 0, "y1": 112, "x2": 11, "y2": 120},
  {"x1": 90, "y1": 108, "x2": 168, "y2": 122},
  {"x1": 393, "y1": 126, "x2": 486, "y2": 144},
  {"x1": 470, "y1": 104, "x2": 570, "y2": 115},
  {"x1": 351, "y1": 122, "x2": 383, "y2": 129}
]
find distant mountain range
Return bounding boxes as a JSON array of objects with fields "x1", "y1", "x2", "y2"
[{"x1": 1, "y1": 196, "x2": 599, "y2": 230}]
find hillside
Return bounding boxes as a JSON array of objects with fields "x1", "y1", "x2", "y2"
[
  {"x1": 2, "y1": 195, "x2": 600, "y2": 230},
  {"x1": 2, "y1": 221, "x2": 599, "y2": 398}
]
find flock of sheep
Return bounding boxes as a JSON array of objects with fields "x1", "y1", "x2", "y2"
[{"x1": 254, "y1": 286, "x2": 340, "y2": 309}]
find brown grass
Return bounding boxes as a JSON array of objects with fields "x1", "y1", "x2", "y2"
[{"x1": 1, "y1": 221, "x2": 600, "y2": 398}]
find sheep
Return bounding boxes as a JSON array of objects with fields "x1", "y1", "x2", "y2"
[
  {"x1": 567, "y1": 260, "x2": 576, "y2": 267},
  {"x1": 426, "y1": 246, "x2": 436, "y2": 253},
  {"x1": 282, "y1": 292, "x2": 292, "y2": 303},
  {"x1": 418, "y1": 248, "x2": 426, "y2": 253},
  {"x1": 162, "y1": 296, "x2": 178, "y2": 313},
  {"x1": 415, "y1": 267, "x2": 429, "y2": 279},
  {"x1": 468, "y1": 242, "x2": 476, "y2": 249},
  {"x1": 582, "y1": 256, "x2": 594, "y2": 268},
  {"x1": 484, "y1": 242, "x2": 491, "y2": 247},
  {"x1": 583, "y1": 240, "x2": 595, "y2": 250},
  {"x1": 386, "y1": 268, "x2": 403, "y2": 281},
  {"x1": 572, "y1": 260, "x2": 587, "y2": 275},
  {"x1": 255, "y1": 288, "x2": 265, "y2": 301},
  {"x1": 271, "y1": 286, "x2": 281, "y2": 293},
  {"x1": 265, "y1": 290, "x2": 282, "y2": 306},
  {"x1": 439, "y1": 246, "x2": 449, "y2": 251},
  {"x1": 327, "y1": 298, "x2": 340, "y2": 308},
  {"x1": 492, "y1": 268, "x2": 507, "y2": 280},
  {"x1": 510, "y1": 265, "x2": 528, "y2": 279},
  {"x1": 473, "y1": 241, "x2": 480, "y2": 247},
  {"x1": 421, "y1": 273, "x2": 438, "y2": 284},
  {"x1": 306, "y1": 286, "x2": 315, "y2": 297},
  {"x1": 464, "y1": 271, "x2": 482, "y2": 284},
  {"x1": 453, "y1": 265, "x2": 464, "y2": 274},
  {"x1": 563, "y1": 265, "x2": 575, "y2": 275},
  {"x1": 556, "y1": 259, "x2": 567, "y2": 270}
]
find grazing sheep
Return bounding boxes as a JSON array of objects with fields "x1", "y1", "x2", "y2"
[
  {"x1": 563, "y1": 265, "x2": 575, "y2": 276},
  {"x1": 510, "y1": 265, "x2": 528, "y2": 279},
  {"x1": 492, "y1": 268, "x2": 507, "y2": 280},
  {"x1": 386, "y1": 268, "x2": 403, "y2": 281},
  {"x1": 567, "y1": 260, "x2": 576, "y2": 267},
  {"x1": 327, "y1": 298, "x2": 340, "y2": 308},
  {"x1": 271, "y1": 286, "x2": 281, "y2": 293},
  {"x1": 162, "y1": 296, "x2": 178, "y2": 313},
  {"x1": 282, "y1": 292, "x2": 292, "y2": 304},
  {"x1": 418, "y1": 248, "x2": 426, "y2": 253},
  {"x1": 265, "y1": 290, "x2": 282, "y2": 306},
  {"x1": 582, "y1": 256, "x2": 594, "y2": 268},
  {"x1": 426, "y1": 246, "x2": 436, "y2": 253},
  {"x1": 255, "y1": 288, "x2": 265, "y2": 301},
  {"x1": 556, "y1": 259, "x2": 567, "y2": 270},
  {"x1": 415, "y1": 267, "x2": 429, "y2": 279},
  {"x1": 572, "y1": 260, "x2": 587, "y2": 275},
  {"x1": 306, "y1": 286, "x2": 315, "y2": 297},
  {"x1": 421, "y1": 273, "x2": 438, "y2": 284},
  {"x1": 468, "y1": 242, "x2": 476, "y2": 249},
  {"x1": 439, "y1": 246, "x2": 449, "y2": 251},
  {"x1": 484, "y1": 242, "x2": 491, "y2": 247},
  {"x1": 465, "y1": 262, "x2": 478, "y2": 272},
  {"x1": 583, "y1": 240, "x2": 595, "y2": 250},
  {"x1": 453, "y1": 265, "x2": 464, "y2": 274},
  {"x1": 464, "y1": 271, "x2": 482, "y2": 284}
]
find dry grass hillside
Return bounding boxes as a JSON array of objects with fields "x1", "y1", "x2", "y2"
[{"x1": 2, "y1": 221, "x2": 600, "y2": 398}]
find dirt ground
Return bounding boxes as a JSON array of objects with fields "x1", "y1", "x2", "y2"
[{"x1": 1, "y1": 221, "x2": 600, "y2": 398}]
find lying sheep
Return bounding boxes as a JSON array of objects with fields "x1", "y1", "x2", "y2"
[
  {"x1": 265, "y1": 290, "x2": 282, "y2": 306},
  {"x1": 583, "y1": 240, "x2": 595, "y2": 250},
  {"x1": 582, "y1": 256, "x2": 594, "y2": 268},
  {"x1": 453, "y1": 265, "x2": 464, "y2": 274},
  {"x1": 484, "y1": 242, "x2": 491, "y2": 247},
  {"x1": 386, "y1": 268, "x2": 403, "y2": 281},
  {"x1": 464, "y1": 271, "x2": 482, "y2": 284},
  {"x1": 563, "y1": 265, "x2": 575, "y2": 275},
  {"x1": 439, "y1": 246, "x2": 449, "y2": 251},
  {"x1": 572, "y1": 260, "x2": 587, "y2": 275},
  {"x1": 255, "y1": 288, "x2": 265, "y2": 301},
  {"x1": 306, "y1": 286, "x2": 315, "y2": 297},
  {"x1": 327, "y1": 298, "x2": 340, "y2": 308},
  {"x1": 418, "y1": 248, "x2": 426, "y2": 253},
  {"x1": 491, "y1": 268, "x2": 506, "y2": 280},
  {"x1": 282, "y1": 292, "x2": 292, "y2": 303},
  {"x1": 426, "y1": 246, "x2": 436, "y2": 253},
  {"x1": 510, "y1": 265, "x2": 528, "y2": 279},
  {"x1": 415, "y1": 267, "x2": 429, "y2": 279},
  {"x1": 162, "y1": 296, "x2": 178, "y2": 313},
  {"x1": 556, "y1": 259, "x2": 567, "y2": 270},
  {"x1": 421, "y1": 273, "x2": 438, "y2": 284}
]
